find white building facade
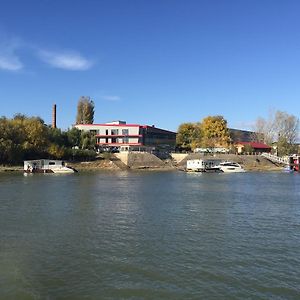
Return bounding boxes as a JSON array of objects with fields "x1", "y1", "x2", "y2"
[{"x1": 74, "y1": 121, "x2": 176, "y2": 151}]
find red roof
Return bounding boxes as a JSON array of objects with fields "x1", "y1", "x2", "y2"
[{"x1": 236, "y1": 142, "x2": 271, "y2": 149}]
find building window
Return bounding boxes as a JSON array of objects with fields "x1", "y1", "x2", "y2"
[{"x1": 111, "y1": 129, "x2": 119, "y2": 135}]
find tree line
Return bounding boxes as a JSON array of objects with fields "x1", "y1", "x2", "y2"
[
  {"x1": 0, "y1": 114, "x2": 96, "y2": 165},
  {"x1": 1, "y1": 95, "x2": 299, "y2": 165},
  {"x1": 176, "y1": 111, "x2": 299, "y2": 155},
  {"x1": 0, "y1": 96, "x2": 96, "y2": 165},
  {"x1": 176, "y1": 115, "x2": 231, "y2": 151}
]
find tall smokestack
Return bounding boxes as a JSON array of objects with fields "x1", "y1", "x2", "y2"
[{"x1": 52, "y1": 104, "x2": 57, "y2": 128}]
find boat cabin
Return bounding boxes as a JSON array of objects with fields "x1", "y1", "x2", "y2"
[
  {"x1": 186, "y1": 159, "x2": 206, "y2": 172},
  {"x1": 24, "y1": 159, "x2": 75, "y2": 173}
]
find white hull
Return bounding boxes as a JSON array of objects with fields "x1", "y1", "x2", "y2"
[
  {"x1": 52, "y1": 167, "x2": 75, "y2": 174},
  {"x1": 219, "y1": 166, "x2": 245, "y2": 173},
  {"x1": 216, "y1": 162, "x2": 245, "y2": 173}
]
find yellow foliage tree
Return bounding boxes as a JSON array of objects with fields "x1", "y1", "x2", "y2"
[
  {"x1": 200, "y1": 115, "x2": 230, "y2": 148},
  {"x1": 176, "y1": 123, "x2": 201, "y2": 151}
]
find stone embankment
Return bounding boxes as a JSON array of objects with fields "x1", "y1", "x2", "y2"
[
  {"x1": 177, "y1": 153, "x2": 283, "y2": 171},
  {"x1": 69, "y1": 153, "x2": 283, "y2": 172},
  {"x1": 120, "y1": 152, "x2": 174, "y2": 170},
  {"x1": 0, "y1": 153, "x2": 283, "y2": 172}
]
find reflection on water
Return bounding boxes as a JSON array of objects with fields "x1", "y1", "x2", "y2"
[{"x1": 1, "y1": 171, "x2": 300, "y2": 299}]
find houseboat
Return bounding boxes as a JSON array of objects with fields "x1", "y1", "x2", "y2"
[{"x1": 24, "y1": 159, "x2": 77, "y2": 174}]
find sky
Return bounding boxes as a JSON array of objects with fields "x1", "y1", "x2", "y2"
[{"x1": 1, "y1": 0, "x2": 300, "y2": 132}]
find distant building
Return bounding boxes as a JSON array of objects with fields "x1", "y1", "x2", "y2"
[
  {"x1": 235, "y1": 142, "x2": 271, "y2": 154},
  {"x1": 74, "y1": 121, "x2": 176, "y2": 152},
  {"x1": 229, "y1": 128, "x2": 258, "y2": 143}
]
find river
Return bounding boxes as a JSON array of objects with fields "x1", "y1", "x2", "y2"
[{"x1": 1, "y1": 171, "x2": 300, "y2": 299}]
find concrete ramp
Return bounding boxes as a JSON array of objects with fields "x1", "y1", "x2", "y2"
[
  {"x1": 171, "y1": 153, "x2": 188, "y2": 164},
  {"x1": 110, "y1": 154, "x2": 130, "y2": 170}
]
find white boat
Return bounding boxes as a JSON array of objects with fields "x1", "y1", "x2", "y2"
[
  {"x1": 213, "y1": 161, "x2": 245, "y2": 173},
  {"x1": 24, "y1": 159, "x2": 77, "y2": 174}
]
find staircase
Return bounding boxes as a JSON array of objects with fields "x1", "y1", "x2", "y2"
[{"x1": 261, "y1": 152, "x2": 289, "y2": 165}]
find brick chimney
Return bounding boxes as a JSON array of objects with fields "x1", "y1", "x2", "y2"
[{"x1": 52, "y1": 104, "x2": 57, "y2": 128}]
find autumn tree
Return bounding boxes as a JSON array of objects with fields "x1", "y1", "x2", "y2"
[
  {"x1": 176, "y1": 123, "x2": 201, "y2": 151},
  {"x1": 0, "y1": 115, "x2": 49, "y2": 163},
  {"x1": 200, "y1": 115, "x2": 230, "y2": 149},
  {"x1": 76, "y1": 96, "x2": 95, "y2": 124},
  {"x1": 0, "y1": 114, "x2": 98, "y2": 164}
]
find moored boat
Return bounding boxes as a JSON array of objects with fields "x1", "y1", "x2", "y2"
[
  {"x1": 24, "y1": 159, "x2": 77, "y2": 174},
  {"x1": 213, "y1": 161, "x2": 245, "y2": 173}
]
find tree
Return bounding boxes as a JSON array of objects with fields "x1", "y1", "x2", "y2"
[
  {"x1": 274, "y1": 111, "x2": 299, "y2": 155},
  {"x1": 253, "y1": 110, "x2": 299, "y2": 155},
  {"x1": 200, "y1": 115, "x2": 230, "y2": 148},
  {"x1": 76, "y1": 96, "x2": 95, "y2": 124},
  {"x1": 252, "y1": 111, "x2": 277, "y2": 144},
  {"x1": 67, "y1": 127, "x2": 82, "y2": 148},
  {"x1": 176, "y1": 123, "x2": 200, "y2": 151},
  {"x1": 80, "y1": 131, "x2": 96, "y2": 150},
  {"x1": 190, "y1": 124, "x2": 202, "y2": 150}
]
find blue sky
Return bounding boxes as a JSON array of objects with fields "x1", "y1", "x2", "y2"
[{"x1": 1, "y1": 0, "x2": 300, "y2": 131}]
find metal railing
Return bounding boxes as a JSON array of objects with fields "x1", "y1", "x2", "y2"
[{"x1": 261, "y1": 152, "x2": 289, "y2": 165}]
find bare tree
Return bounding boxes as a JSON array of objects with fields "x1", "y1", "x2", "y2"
[
  {"x1": 253, "y1": 111, "x2": 277, "y2": 144},
  {"x1": 274, "y1": 111, "x2": 299, "y2": 144},
  {"x1": 253, "y1": 110, "x2": 299, "y2": 155},
  {"x1": 274, "y1": 111, "x2": 299, "y2": 155}
]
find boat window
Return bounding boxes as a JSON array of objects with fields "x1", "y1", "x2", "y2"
[{"x1": 49, "y1": 161, "x2": 56, "y2": 165}]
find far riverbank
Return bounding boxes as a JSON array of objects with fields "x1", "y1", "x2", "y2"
[{"x1": 0, "y1": 154, "x2": 285, "y2": 173}]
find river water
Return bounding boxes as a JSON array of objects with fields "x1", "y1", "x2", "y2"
[{"x1": 1, "y1": 171, "x2": 300, "y2": 299}]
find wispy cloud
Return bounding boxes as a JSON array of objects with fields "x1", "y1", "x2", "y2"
[
  {"x1": 38, "y1": 49, "x2": 93, "y2": 70},
  {"x1": 100, "y1": 95, "x2": 121, "y2": 101},
  {"x1": 0, "y1": 38, "x2": 23, "y2": 71}
]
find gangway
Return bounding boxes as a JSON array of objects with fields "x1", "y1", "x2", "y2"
[{"x1": 261, "y1": 152, "x2": 289, "y2": 165}]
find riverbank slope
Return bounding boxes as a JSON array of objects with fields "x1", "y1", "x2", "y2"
[{"x1": 0, "y1": 153, "x2": 284, "y2": 172}]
